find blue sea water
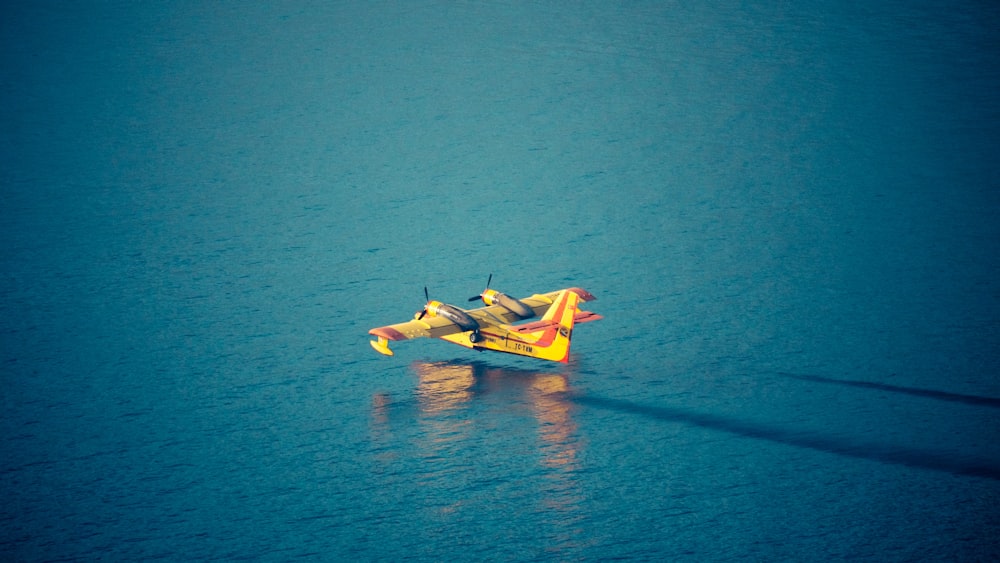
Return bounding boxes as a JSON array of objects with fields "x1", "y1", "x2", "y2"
[{"x1": 3, "y1": 1, "x2": 999, "y2": 560}]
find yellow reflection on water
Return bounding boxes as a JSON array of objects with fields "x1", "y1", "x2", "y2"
[
  {"x1": 371, "y1": 360, "x2": 587, "y2": 555},
  {"x1": 530, "y1": 374, "x2": 579, "y2": 471},
  {"x1": 411, "y1": 361, "x2": 477, "y2": 414},
  {"x1": 405, "y1": 361, "x2": 582, "y2": 467}
]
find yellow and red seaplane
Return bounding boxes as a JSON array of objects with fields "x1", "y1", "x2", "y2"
[{"x1": 368, "y1": 276, "x2": 602, "y2": 363}]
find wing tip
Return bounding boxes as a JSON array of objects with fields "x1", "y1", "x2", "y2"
[
  {"x1": 566, "y1": 287, "x2": 597, "y2": 301},
  {"x1": 369, "y1": 326, "x2": 407, "y2": 341}
]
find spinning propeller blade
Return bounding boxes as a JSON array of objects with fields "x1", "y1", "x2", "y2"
[
  {"x1": 467, "y1": 273, "x2": 493, "y2": 302},
  {"x1": 417, "y1": 286, "x2": 430, "y2": 319}
]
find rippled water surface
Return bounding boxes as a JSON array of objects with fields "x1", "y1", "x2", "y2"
[{"x1": 3, "y1": 2, "x2": 999, "y2": 560}]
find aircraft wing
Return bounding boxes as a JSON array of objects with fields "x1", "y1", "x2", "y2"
[
  {"x1": 463, "y1": 304, "x2": 524, "y2": 326},
  {"x1": 369, "y1": 315, "x2": 467, "y2": 341},
  {"x1": 464, "y1": 287, "x2": 602, "y2": 325}
]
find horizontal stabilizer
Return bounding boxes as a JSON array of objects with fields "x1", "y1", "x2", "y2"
[
  {"x1": 574, "y1": 311, "x2": 603, "y2": 324},
  {"x1": 511, "y1": 309, "x2": 601, "y2": 334}
]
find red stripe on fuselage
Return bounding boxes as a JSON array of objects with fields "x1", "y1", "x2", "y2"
[
  {"x1": 505, "y1": 294, "x2": 571, "y2": 348},
  {"x1": 512, "y1": 320, "x2": 558, "y2": 333}
]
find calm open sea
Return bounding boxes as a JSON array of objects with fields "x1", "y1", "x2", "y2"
[{"x1": 3, "y1": 2, "x2": 999, "y2": 560}]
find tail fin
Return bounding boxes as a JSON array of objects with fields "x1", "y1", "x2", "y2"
[{"x1": 531, "y1": 289, "x2": 580, "y2": 363}]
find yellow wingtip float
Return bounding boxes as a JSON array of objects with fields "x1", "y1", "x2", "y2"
[
  {"x1": 368, "y1": 277, "x2": 602, "y2": 363},
  {"x1": 369, "y1": 337, "x2": 394, "y2": 356}
]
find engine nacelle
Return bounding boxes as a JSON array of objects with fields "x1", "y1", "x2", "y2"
[
  {"x1": 418, "y1": 300, "x2": 481, "y2": 332},
  {"x1": 482, "y1": 289, "x2": 535, "y2": 319}
]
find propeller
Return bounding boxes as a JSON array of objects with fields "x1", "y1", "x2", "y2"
[
  {"x1": 418, "y1": 286, "x2": 430, "y2": 319},
  {"x1": 467, "y1": 273, "x2": 493, "y2": 302}
]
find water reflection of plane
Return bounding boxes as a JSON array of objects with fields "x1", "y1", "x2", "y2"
[
  {"x1": 409, "y1": 360, "x2": 581, "y2": 471},
  {"x1": 370, "y1": 360, "x2": 586, "y2": 540}
]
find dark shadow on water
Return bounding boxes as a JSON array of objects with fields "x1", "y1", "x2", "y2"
[
  {"x1": 378, "y1": 360, "x2": 1000, "y2": 481},
  {"x1": 567, "y1": 394, "x2": 1000, "y2": 482},
  {"x1": 779, "y1": 372, "x2": 1000, "y2": 408}
]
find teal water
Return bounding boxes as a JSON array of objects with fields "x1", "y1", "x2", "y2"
[{"x1": 3, "y1": 2, "x2": 999, "y2": 560}]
